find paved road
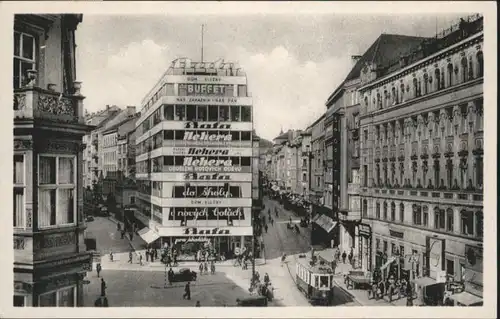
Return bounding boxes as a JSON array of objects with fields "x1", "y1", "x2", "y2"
[
  {"x1": 262, "y1": 196, "x2": 359, "y2": 306},
  {"x1": 85, "y1": 216, "x2": 146, "y2": 255}
]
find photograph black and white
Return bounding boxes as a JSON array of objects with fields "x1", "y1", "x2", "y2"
[{"x1": 3, "y1": 1, "x2": 496, "y2": 317}]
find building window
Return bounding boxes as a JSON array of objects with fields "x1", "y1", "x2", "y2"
[
  {"x1": 362, "y1": 199, "x2": 368, "y2": 217},
  {"x1": 399, "y1": 202, "x2": 405, "y2": 222},
  {"x1": 476, "y1": 51, "x2": 483, "y2": 78},
  {"x1": 383, "y1": 202, "x2": 388, "y2": 220},
  {"x1": 376, "y1": 238, "x2": 380, "y2": 251},
  {"x1": 38, "y1": 155, "x2": 76, "y2": 228},
  {"x1": 383, "y1": 240, "x2": 388, "y2": 254},
  {"x1": 423, "y1": 74, "x2": 429, "y2": 95},
  {"x1": 475, "y1": 211, "x2": 483, "y2": 238},
  {"x1": 447, "y1": 63, "x2": 454, "y2": 87},
  {"x1": 376, "y1": 202, "x2": 380, "y2": 219},
  {"x1": 237, "y1": 85, "x2": 247, "y2": 97},
  {"x1": 434, "y1": 159, "x2": 440, "y2": 188},
  {"x1": 14, "y1": 154, "x2": 25, "y2": 227},
  {"x1": 13, "y1": 31, "x2": 36, "y2": 89},
  {"x1": 446, "y1": 159, "x2": 453, "y2": 189},
  {"x1": 422, "y1": 206, "x2": 429, "y2": 227},
  {"x1": 13, "y1": 295, "x2": 25, "y2": 307},
  {"x1": 434, "y1": 207, "x2": 445, "y2": 229},
  {"x1": 446, "y1": 208, "x2": 454, "y2": 232},
  {"x1": 391, "y1": 243, "x2": 396, "y2": 255},
  {"x1": 39, "y1": 286, "x2": 76, "y2": 307},
  {"x1": 435, "y1": 68, "x2": 441, "y2": 90},
  {"x1": 460, "y1": 210, "x2": 474, "y2": 235},
  {"x1": 390, "y1": 202, "x2": 396, "y2": 221},
  {"x1": 461, "y1": 57, "x2": 468, "y2": 83},
  {"x1": 412, "y1": 205, "x2": 421, "y2": 225},
  {"x1": 446, "y1": 259, "x2": 454, "y2": 277},
  {"x1": 475, "y1": 156, "x2": 483, "y2": 189}
]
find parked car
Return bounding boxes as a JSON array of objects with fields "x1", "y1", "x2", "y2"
[
  {"x1": 85, "y1": 215, "x2": 95, "y2": 222},
  {"x1": 170, "y1": 268, "x2": 197, "y2": 282}
]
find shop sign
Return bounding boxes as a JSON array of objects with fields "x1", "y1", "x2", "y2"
[
  {"x1": 158, "y1": 226, "x2": 253, "y2": 237},
  {"x1": 180, "y1": 83, "x2": 231, "y2": 96},
  {"x1": 175, "y1": 96, "x2": 240, "y2": 105},
  {"x1": 184, "y1": 131, "x2": 232, "y2": 142},
  {"x1": 166, "y1": 165, "x2": 247, "y2": 173},
  {"x1": 183, "y1": 172, "x2": 230, "y2": 181},
  {"x1": 184, "y1": 227, "x2": 230, "y2": 235},
  {"x1": 389, "y1": 229, "x2": 404, "y2": 239},
  {"x1": 168, "y1": 207, "x2": 245, "y2": 220},
  {"x1": 184, "y1": 121, "x2": 232, "y2": 130},
  {"x1": 178, "y1": 185, "x2": 243, "y2": 198},
  {"x1": 168, "y1": 147, "x2": 250, "y2": 157}
]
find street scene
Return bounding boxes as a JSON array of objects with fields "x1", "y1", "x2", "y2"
[{"x1": 10, "y1": 2, "x2": 491, "y2": 313}]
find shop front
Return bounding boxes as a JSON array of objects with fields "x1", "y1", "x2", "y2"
[
  {"x1": 155, "y1": 225, "x2": 254, "y2": 261},
  {"x1": 448, "y1": 244, "x2": 483, "y2": 306}
]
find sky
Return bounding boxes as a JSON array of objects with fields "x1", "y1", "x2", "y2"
[{"x1": 76, "y1": 13, "x2": 467, "y2": 140}]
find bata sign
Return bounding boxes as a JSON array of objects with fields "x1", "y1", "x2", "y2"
[
  {"x1": 184, "y1": 172, "x2": 231, "y2": 181},
  {"x1": 184, "y1": 122, "x2": 232, "y2": 130},
  {"x1": 184, "y1": 227, "x2": 230, "y2": 235},
  {"x1": 159, "y1": 226, "x2": 253, "y2": 237}
]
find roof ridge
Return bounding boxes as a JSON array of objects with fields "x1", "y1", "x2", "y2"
[{"x1": 370, "y1": 35, "x2": 383, "y2": 65}]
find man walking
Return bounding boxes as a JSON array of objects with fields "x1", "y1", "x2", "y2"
[
  {"x1": 128, "y1": 251, "x2": 133, "y2": 264},
  {"x1": 96, "y1": 263, "x2": 102, "y2": 278},
  {"x1": 139, "y1": 253, "x2": 143, "y2": 266},
  {"x1": 183, "y1": 282, "x2": 191, "y2": 300},
  {"x1": 342, "y1": 251, "x2": 347, "y2": 264}
]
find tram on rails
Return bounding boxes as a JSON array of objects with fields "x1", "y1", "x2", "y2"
[{"x1": 295, "y1": 257, "x2": 335, "y2": 306}]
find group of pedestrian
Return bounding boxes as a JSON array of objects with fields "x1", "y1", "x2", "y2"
[
  {"x1": 198, "y1": 260, "x2": 216, "y2": 275},
  {"x1": 145, "y1": 247, "x2": 158, "y2": 263},
  {"x1": 162, "y1": 247, "x2": 179, "y2": 266}
]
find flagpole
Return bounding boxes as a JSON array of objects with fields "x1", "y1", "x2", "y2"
[{"x1": 201, "y1": 24, "x2": 204, "y2": 62}]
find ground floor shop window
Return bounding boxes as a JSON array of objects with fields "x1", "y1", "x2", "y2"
[
  {"x1": 39, "y1": 286, "x2": 76, "y2": 307},
  {"x1": 446, "y1": 258, "x2": 454, "y2": 277}
]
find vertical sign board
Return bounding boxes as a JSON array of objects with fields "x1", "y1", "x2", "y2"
[{"x1": 331, "y1": 114, "x2": 341, "y2": 213}]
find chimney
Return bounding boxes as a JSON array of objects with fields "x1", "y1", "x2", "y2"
[
  {"x1": 106, "y1": 105, "x2": 110, "y2": 110},
  {"x1": 127, "y1": 106, "x2": 136, "y2": 115}
]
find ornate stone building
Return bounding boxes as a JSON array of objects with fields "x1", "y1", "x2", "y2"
[
  {"x1": 358, "y1": 15, "x2": 483, "y2": 305},
  {"x1": 13, "y1": 14, "x2": 92, "y2": 307}
]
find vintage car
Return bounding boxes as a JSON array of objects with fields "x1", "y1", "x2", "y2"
[
  {"x1": 236, "y1": 296, "x2": 268, "y2": 307},
  {"x1": 169, "y1": 268, "x2": 197, "y2": 282}
]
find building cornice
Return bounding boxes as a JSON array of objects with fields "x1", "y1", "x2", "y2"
[{"x1": 359, "y1": 31, "x2": 483, "y2": 92}]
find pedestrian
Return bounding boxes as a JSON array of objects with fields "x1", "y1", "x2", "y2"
[
  {"x1": 204, "y1": 261, "x2": 208, "y2": 274},
  {"x1": 406, "y1": 283, "x2": 413, "y2": 306},
  {"x1": 270, "y1": 218, "x2": 274, "y2": 226},
  {"x1": 120, "y1": 230, "x2": 124, "y2": 239},
  {"x1": 348, "y1": 251, "x2": 353, "y2": 265},
  {"x1": 199, "y1": 262, "x2": 204, "y2": 275},
  {"x1": 166, "y1": 254, "x2": 172, "y2": 267},
  {"x1": 109, "y1": 251, "x2": 114, "y2": 262},
  {"x1": 210, "y1": 261, "x2": 215, "y2": 274},
  {"x1": 100, "y1": 278, "x2": 107, "y2": 297},
  {"x1": 168, "y1": 268, "x2": 174, "y2": 285},
  {"x1": 264, "y1": 224, "x2": 268, "y2": 233},
  {"x1": 342, "y1": 251, "x2": 347, "y2": 264},
  {"x1": 128, "y1": 251, "x2": 133, "y2": 264},
  {"x1": 145, "y1": 249, "x2": 150, "y2": 262},
  {"x1": 129, "y1": 231, "x2": 134, "y2": 241},
  {"x1": 151, "y1": 249, "x2": 155, "y2": 262},
  {"x1": 195, "y1": 301, "x2": 201, "y2": 307},
  {"x1": 154, "y1": 248, "x2": 158, "y2": 261},
  {"x1": 183, "y1": 282, "x2": 191, "y2": 300},
  {"x1": 96, "y1": 263, "x2": 102, "y2": 278},
  {"x1": 139, "y1": 253, "x2": 143, "y2": 266}
]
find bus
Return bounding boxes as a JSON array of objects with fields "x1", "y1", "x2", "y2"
[{"x1": 295, "y1": 257, "x2": 335, "y2": 306}]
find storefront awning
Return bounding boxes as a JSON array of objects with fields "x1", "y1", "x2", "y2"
[
  {"x1": 449, "y1": 291, "x2": 483, "y2": 306},
  {"x1": 138, "y1": 227, "x2": 160, "y2": 244},
  {"x1": 271, "y1": 185, "x2": 279, "y2": 191},
  {"x1": 313, "y1": 214, "x2": 337, "y2": 233},
  {"x1": 380, "y1": 256, "x2": 397, "y2": 270},
  {"x1": 413, "y1": 276, "x2": 437, "y2": 287}
]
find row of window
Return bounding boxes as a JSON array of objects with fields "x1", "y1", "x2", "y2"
[
  {"x1": 136, "y1": 130, "x2": 253, "y2": 156},
  {"x1": 14, "y1": 154, "x2": 76, "y2": 229},
  {"x1": 366, "y1": 199, "x2": 483, "y2": 238},
  {"x1": 364, "y1": 52, "x2": 484, "y2": 113},
  {"x1": 367, "y1": 153, "x2": 484, "y2": 190}
]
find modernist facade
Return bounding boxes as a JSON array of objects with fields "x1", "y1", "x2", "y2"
[
  {"x1": 134, "y1": 58, "x2": 255, "y2": 256},
  {"x1": 359, "y1": 15, "x2": 483, "y2": 305},
  {"x1": 13, "y1": 14, "x2": 92, "y2": 307}
]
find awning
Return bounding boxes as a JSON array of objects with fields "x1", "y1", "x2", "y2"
[
  {"x1": 449, "y1": 291, "x2": 483, "y2": 306},
  {"x1": 380, "y1": 256, "x2": 397, "y2": 270},
  {"x1": 138, "y1": 227, "x2": 160, "y2": 244},
  {"x1": 271, "y1": 185, "x2": 279, "y2": 191},
  {"x1": 313, "y1": 214, "x2": 338, "y2": 233},
  {"x1": 413, "y1": 276, "x2": 437, "y2": 287}
]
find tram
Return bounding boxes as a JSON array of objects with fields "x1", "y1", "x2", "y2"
[{"x1": 295, "y1": 257, "x2": 335, "y2": 306}]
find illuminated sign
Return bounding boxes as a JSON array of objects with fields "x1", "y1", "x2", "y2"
[
  {"x1": 163, "y1": 198, "x2": 252, "y2": 207},
  {"x1": 184, "y1": 131, "x2": 232, "y2": 142},
  {"x1": 185, "y1": 173, "x2": 231, "y2": 181},
  {"x1": 165, "y1": 166, "x2": 250, "y2": 173},
  {"x1": 168, "y1": 207, "x2": 245, "y2": 220},
  {"x1": 180, "y1": 186, "x2": 237, "y2": 198},
  {"x1": 156, "y1": 226, "x2": 253, "y2": 237},
  {"x1": 184, "y1": 121, "x2": 232, "y2": 130},
  {"x1": 163, "y1": 140, "x2": 253, "y2": 148},
  {"x1": 179, "y1": 83, "x2": 232, "y2": 96},
  {"x1": 182, "y1": 157, "x2": 232, "y2": 167},
  {"x1": 174, "y1": 96, "x2": 246, "y2": 105},
  {"x1": 168, "y1": 147, "x2": 251, "y2": 157}
]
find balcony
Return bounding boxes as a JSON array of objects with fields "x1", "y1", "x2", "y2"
[
  {"x1": 347, "y1": 183, "x2": 360, "y2": 195},
  {"x1": 14, "y1": 84, "x2": 85, "y2": 125}
]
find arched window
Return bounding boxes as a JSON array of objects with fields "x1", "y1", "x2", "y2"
[
  {"x1": 435, "y1": 68, "x2": 441, "y2": 90},
  {"x1": 412, "y1": 204, "x2": 421, "y2": 225},
  {"x1": 399, "y1": 202, "x2": 405, "y2": 222},
  {"x1": 461, "y1": 57, "x2": 468, "y2": 83},
  {"x1": 383, "y1": 201, "x2": 388, "y2": 220},
  {"x1": 422, "y1": 206, "x2": 429, "y2": 227},
  {"x1": 476, "y1": 51, "x2": 484, "y2": 77},
  {"x1": 447, "y1": 63, "x2": 454, "y2": 87},
  {"x1": 362, "y1": 199, "x2": 368, "y2": 217},
  {"x1": 377, "y1": 93, "x2": 382, "y2": 109},
  {"x1": 391, "y1": 87, "x2": 397, "y2": 105},
  {"x1": 413, "y1": 78, "x2": 418, "y2": 98},
  {"x1": 446, "y1": 208, "x2": 454, "y2": 232},
  {"x1": 400, "y1": 83, "x2": 405, "y2": 102},
  {"x1": 440, "y1": 67, "x2": 445, "y2": 88},
  {"x1": 376, "y1": 202, "x2": 381, "y2": 219},
  {"x1": 391, "y1": 202, "x2": 396, "y2": 221},
  {"x1": 434, "y1": 207, "x2": 444, "y2": 229},
  {"x1": 460, "y1": 210, "x2": 474, "y2": 235},
  {"x1": 383, "y1": 90, "x2": 388, "y2": 108},
  {"x1": 423, "y1": 73, "x2": 429, "y2": 95}
]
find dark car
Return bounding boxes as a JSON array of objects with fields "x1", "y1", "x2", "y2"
[
  {"x1": 170, "y1": 268, "x2": 197, "y2": 282},
  {"x1": 85, "y1": 215, "x2": 95, "y2": 222},
  {"x1": 236, "y1": 296, "x2": 268, "y2": 307}
]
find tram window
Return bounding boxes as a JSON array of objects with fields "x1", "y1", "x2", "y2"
[
  {"x1": 320, "y1": 276, "x2": 329, "y2": 288},
  {"x1": 186, "y1": 105, "x2": 197, "y2": 121},
  {"x1": 314, "y1": 275, "x2": 319, "y2": 287},
  {"x1": 330, "y1": 275, "x2": 334, "y2": 288},
  {"x1": 208, "y1": 105, "x2": 218, "y2": 121}
]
